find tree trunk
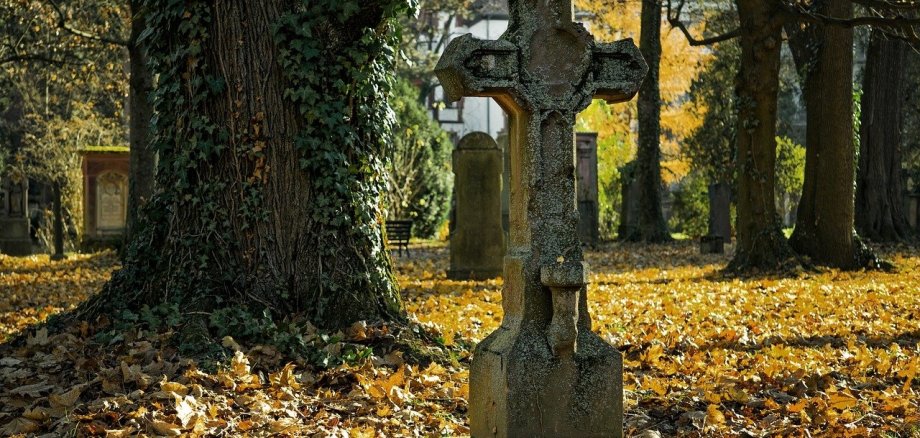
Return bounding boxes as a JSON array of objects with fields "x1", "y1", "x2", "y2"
[
  {"x1": 125, "y1": 0, "x2": 155, "y2": 244},
  {"x1": 855, "y1": 30, "x2": 911, "y2": 242},
  {"x1": 51, "y1": 181, "x2": 65, "y2": 261},
  {"x1": 82, "y1": 1, "x2": 406, "y2": 329},
  {"x1": 624, "y1": 0, "x2": 671, "y2": 242},
  {"x1": 788, "y1": 0, "x2": 874, "y2": 269},
  {"x1": 729, "y1": 0, "x2": 796, "y2": 271}
]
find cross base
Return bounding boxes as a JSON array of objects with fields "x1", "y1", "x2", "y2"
[{"x1": 470, "y1": 325, "x2": 623, "y2": 437}]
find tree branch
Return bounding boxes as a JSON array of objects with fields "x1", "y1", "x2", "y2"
[
  {"x1": 666, "y1": 0, "x2": 741, "y2": 46},
  {"x1": 47, "y1": 0, "x2": 129, "y2": 47},
  {"x1": 0, "y1": 53, "x2": 83, "y2": 66}
]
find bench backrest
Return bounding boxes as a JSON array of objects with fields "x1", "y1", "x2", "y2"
[{"x1": 385, "y1": 220, "x2": 412, "y2": 242}]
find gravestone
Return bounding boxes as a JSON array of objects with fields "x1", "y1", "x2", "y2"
[
  {"x1": 498, "y1": 129, "x2": 511, "y2": 234},
  {"x1": 705, "y1": 182, "x2": 732, "y2": 252},
  {"x1": 436, "y1": 0, "x2": 647, "y2": 435},
  {"x1": 80, "y1": 147, "x2": 130, "y2": 242},
  {"x1": 909, "y1": 192, "x2": 919, "y2": 230},
  {"x1": 0, "y1": 168, "x2": 32, "y2": 256},
  {"x1": 449, "y1": 132, "x2": 505, "y2": 280},
  {"x1": 618, "y1": 161, "x2": 641, "y2": 239},
  {"x1": 576, "y1": 133, "x2": 599, "y2": 246}
]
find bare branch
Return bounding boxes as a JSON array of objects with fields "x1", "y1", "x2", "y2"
[
  {"x1": 666, "y1": 0, "x2": 741, "y2": 46},
  {"x1": 47, "y1": 0, "x2": 129, "y2": 47},
  {"x1": 0, "y1": 53, "x2": 83, "y2": 66}
]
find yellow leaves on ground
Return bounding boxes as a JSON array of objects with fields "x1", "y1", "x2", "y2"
[
  {"x1": 0, "y1": 242, "x2": 919, "y2": 436},
  {"x1": 401, "y1": 242, "x2": 920, "y2": 436},
  {"x1": 0, "y1": 252, "x2": 119, "y2": 340}
]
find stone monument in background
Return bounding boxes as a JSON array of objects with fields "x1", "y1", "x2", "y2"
[
  {"x1": 436, "y1": 0, "x2": 647, "y2": 434},
  {"x1": 80, "y1": 147, "x2": 130, "y2": 243},
  {"x1": 576, "y1": 132, "x2": 599, "y2": 246},
  {"x1": 0, "y1": 168, "x2": 32, "y2": 256},
  {"x1": 449, "y1": 132, "x2": 505, "y2": 280}
]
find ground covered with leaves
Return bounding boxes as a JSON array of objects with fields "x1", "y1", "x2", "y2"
[{"x1": 0, "y1": 242, "x2": 919, "y2": 437}]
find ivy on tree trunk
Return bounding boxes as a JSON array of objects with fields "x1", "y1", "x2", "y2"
[
  {"x1": 729, "y1": 0, "x2": 797, "y2": 271},
  {"x1": 82, "y1": 0, "x2": 410, "y2": 330}
]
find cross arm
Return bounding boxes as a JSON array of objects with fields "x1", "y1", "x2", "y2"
[
  {"x1": 435, "y1": 34, "x2": 519, "y2": 102},
  {"x1": 590, "y1": 39, "x2": 648, "y2": 103}
]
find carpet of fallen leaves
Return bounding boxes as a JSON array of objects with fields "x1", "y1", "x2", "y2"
[{"x1": 1, "y1": 242, "x2": 919, "y2": 437}]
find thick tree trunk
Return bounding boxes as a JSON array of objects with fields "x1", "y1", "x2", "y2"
[
  {"x1": 729, "y1": 0, "x2": 796, "y2": 271},
  {"x1": 788, "y1": 0, "x2": 874, "y2": 269},
  {"x1": 855, "y1": 30, "x2": 911, "y2": 242},
  {"x1": 83, "y1": 1, "x2": 405, "y2": 329},
  {"x1": 125, "y1": 0, "x2": 155, "y2": 244},
  {"x1": 625, "y1": 0, "x2": 671, "y2": 243}
]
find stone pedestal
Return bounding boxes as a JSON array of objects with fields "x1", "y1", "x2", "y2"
[{"x1": 448, "y1": 132, "x2": 504, "y2": 280}]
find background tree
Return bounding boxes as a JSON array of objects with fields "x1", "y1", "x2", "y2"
[
  {"x1": 729, "y1": 0, "x2": 797, "y2": 270},
  {"x1": 396, "y1": 0, "x2": 474, "y2": 103},
  {"x1": 384, "y1": 78, "x2": 453, "y2": 238},
  {"x1": 81, "y1": 0, "x2": 413, "y2": 333},
  {"x1": 627, "y1": 0, "x2": 673, "y2": 242},
  {"x1": 0, "y1": 0, "x2": 128, "y2": 254},
  {"x1": 786, "y1": 0, "x2": 880, "y2": 269},
  {"x1": 577, "y1": 0, "x2": 711, "y2": 239},
  {"x1": 855, "y1": 30, "x2": 912, "y2": 242}
]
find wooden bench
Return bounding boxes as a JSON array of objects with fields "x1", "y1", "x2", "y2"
[{"x1": 385, "y1": 220, "x2": 413, "y2": 257}]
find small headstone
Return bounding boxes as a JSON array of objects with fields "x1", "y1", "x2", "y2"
[
  {"x1": 437, "y1": 0, "x2": 647, "y2": 434},
  {"x1": 80, "y1": 147, "x2": 130, "y2": 242},
  {"x1": 618, "y1": 161, "x2": 641, "y2": 238},
  {"x1": 700, "y1": 235, "x2": 724, "y2": 254},
  {"x1": 576, "y1": 132, "x2": 599, "y2": 246},
  {"x1": 449, "y1": 132, "x2": 505, "y2": 280},
  {"x1": 0, "y1": 168, "x2": 32, "y2": 256},
  {"x1": 706, "y1": 182, "x2": 732, "y2": 245}
]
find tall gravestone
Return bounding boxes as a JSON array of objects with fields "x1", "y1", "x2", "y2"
[
  {"x1": 618, "y1": 161, "x2": 641, "y2": 239},
  {"x1": 576, "y1": 133, "x2": 599, "y2": 246},
  {"x1": 0, "y1": 168, "x2": 32, "y2": 256},
  {"x1": 449, "y1": 132, "x2": 505, "y2": 280},
  {"x1": 498, "y1": 129, "x2": 511, "y2": 234},
  {"x1": 708, "y1": 182, "x2": 732, "y2": 241},
  {"x1": 436, "y1": 1, "x2": 647, "y2": 435}
]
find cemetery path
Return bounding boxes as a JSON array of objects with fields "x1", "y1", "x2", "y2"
[{"x1": 0, "y1": 242, "x2": 918, "y2": 436}]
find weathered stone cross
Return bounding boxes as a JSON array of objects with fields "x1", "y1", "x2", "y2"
[{"x1": 436, "y1": 1, "x2": 647, "y2": 436}]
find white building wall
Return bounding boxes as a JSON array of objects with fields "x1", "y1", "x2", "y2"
[{"x1": 429, "y1": 16, "x2": 510, "y2": 140}]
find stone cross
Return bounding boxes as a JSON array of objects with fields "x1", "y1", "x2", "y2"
[{"x1": 436, "y1": 1, "x2": 647, "y2": 436}]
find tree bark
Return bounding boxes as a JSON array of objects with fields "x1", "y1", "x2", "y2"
[
  {"x1": 125, "y1": 0, "x2": 155, "y2": 244},
  {"x1": 788, "y1": 0, "x2": 874, "y2": 269},
  {"x1": 51, "y1": 181, "x2": 65, "y2": 261},
  {"x1": 729, "y1": 0, "x2": 796, "y2": 271},
  {"x1": 83, "y1": 1, "x2": 405, "y2": 329},
  {"x1": 624, "y1": 0, "x2": 671, "y2": 242},
  {"x1": 855, "y1": 30, "x2": 911, "y2": 242}
]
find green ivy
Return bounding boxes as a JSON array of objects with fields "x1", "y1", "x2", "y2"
[{"x1": 80, "y1": 0, "x2": 417, "y2": 345}]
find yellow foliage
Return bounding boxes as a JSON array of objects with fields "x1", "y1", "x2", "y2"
[{"x1": 575, "y1": 0, "x2": 712, "y2": 182}]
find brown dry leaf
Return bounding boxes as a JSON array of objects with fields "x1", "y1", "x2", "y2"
[{"x1": 150, "y1": 420, "x2": 182, "y2": 436}]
